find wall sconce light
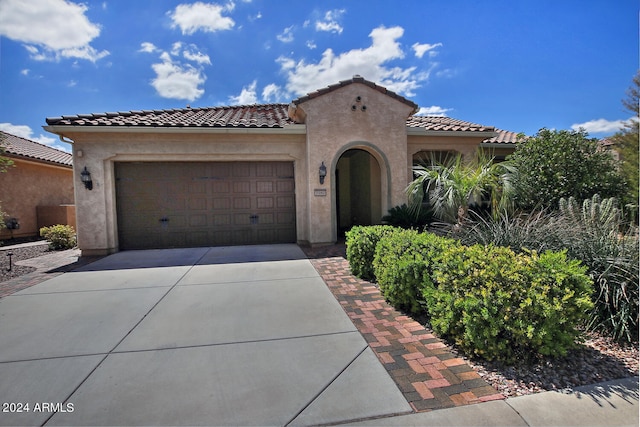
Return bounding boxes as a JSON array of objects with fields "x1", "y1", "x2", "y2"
[
  {"x1": 319, "y1": 162, "x2": 327, "y2": 184},
  {"x1": 80, "y1": 166, "x2": 93, "y2": 190}
]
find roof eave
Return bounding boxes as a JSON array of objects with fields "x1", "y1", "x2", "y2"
[
  {"x1": 43, "y1": 124, "x2": 308, "y2": 136},
  {"x1": 3, "y1": 153, "x2": 72, "y2": 169},
  {"x1": 407, "y1": 127, "x2": 497, "y2": 138},
  {"x1": 480, "y1": 141, "x2": 518, "y2": 148}
]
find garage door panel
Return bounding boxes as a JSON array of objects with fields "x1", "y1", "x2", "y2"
[
  {"x1": 233, "y1": 197, "x2": 251, "y2": 210},
  {"x1": 188, "y1": 198, "x2": 207, "y2": 210},
  {"x1": 234, "y1": 214, "x2": 250, "y2": 226},
  {"x1": 277, "y1": 196, "x2": 295, "y2": 208},
  {"x1": 233, "y1": 181, "x2": 251, "y2": 193},
  {"x1": 256, "y1": 163, "x2": 273, "y2": 176},
  {"x1": 233, "y1": 163, "x2": 251, "y2": 177},
  {"x1": 212, "y1": 198, "x2": 231, "y2": 210},
  {"x1": 257, "y1": 181, "x2": 273, "y2": 192},
  {"x1": 277, "y1": 212, "x2": 295, "y2": 225},
  {"x1": 257, "y1": 197, "x2": 274, "y2": 209},
  {"x1": 277, "y1": 181, "x2": 294, "y2": 193},
  {"x1": 188, "y1": 182, "x2": 207, "y2": 194},
  {"x1": 116, "y1": 162, "x2": 295, "y2": 250}
]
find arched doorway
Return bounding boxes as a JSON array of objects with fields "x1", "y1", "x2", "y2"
[{"x1": 335, "y1": 149, "x2": 382, "y2": 237}]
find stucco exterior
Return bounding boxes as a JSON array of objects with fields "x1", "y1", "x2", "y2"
[
  {"x1": 45, "y1": 77, "x2": 510, "y2": 256},
  {"x1": 0, "y1": 158, "x2": 74, "y2": 240}
]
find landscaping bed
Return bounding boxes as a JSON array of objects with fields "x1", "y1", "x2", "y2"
[
  {"x1": 340, "y1": 224, "x2": 640, "y2": 398},
  {"x1": 0, "y1": 241, "x2": 50, "y2": 282}
]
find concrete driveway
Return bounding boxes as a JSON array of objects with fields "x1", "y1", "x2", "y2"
[{"x1": 0, "y1": 244, "x2": 411, "y2": 426}]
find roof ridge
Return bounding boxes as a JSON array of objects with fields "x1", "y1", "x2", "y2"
[{"x1": 292, "y1": 75, "x2": 419, "y2": 112}]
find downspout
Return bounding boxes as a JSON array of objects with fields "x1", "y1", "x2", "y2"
[{"x1": 58, "y1": 134, "x2": 74, "y2": 144}]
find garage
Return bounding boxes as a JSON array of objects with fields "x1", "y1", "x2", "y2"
[{"x1": 115, "y1": 161, "x2": 296, "y2": 250}]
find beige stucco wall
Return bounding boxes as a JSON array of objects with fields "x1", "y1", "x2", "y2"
[
  {"x1": 61, "y1": 130, "x2": 306, "y2": 255},
  {"x1": 296, "y1": 83, "x2": 416, "y2": 243},
  {"x1": 47, "y1": 82, "x2": 515, "y2": 255},
  {"x1": 0, "y1": 158, "x2": 74, "y2": 240}
]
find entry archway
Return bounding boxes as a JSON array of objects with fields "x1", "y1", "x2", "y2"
[{"x1": 335, "y1": 148, "x2": 382, "y2": 237}]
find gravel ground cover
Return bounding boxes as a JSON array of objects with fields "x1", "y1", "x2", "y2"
[
  {"x1": 0, "y1": 241, "x2": 51, "y2": 282},
  {"x1": 459, "y1": 330, "x2": 638, "y2": 397}
]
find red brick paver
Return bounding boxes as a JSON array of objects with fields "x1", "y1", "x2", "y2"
[{"x1": 302, "y1": 243, "x2": 504, "y2": 412}]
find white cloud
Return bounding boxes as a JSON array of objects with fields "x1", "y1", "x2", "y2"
[
  {"x1": 139, "y1": 42, "x2": 159, "y2": 53},
  {"x1": 147, "y1": 43, "x2": 211, "y2": 101},
  {"x1": 171, "y1": 42, "x2": 184, "y2": 56},
  {"x1": 416, "y1": 106, "x2": 452, "y2": 117},
  {"x1": 306, "y1": 40, "x2": 317, "y2": 50},
  {"x1": 571, "y1": 118, "x2": 627, "y2": 134},
  {"x1": 262, "y1": 83, "x2": 286, "y2": 103},
  {"x1": 229, "y1": 80, "x2": 258, "y2": 104},
  {"x1": 151, "y1": 55, "x2": 206, "y2": 102},
  {"x1": 0, "y1": 0, "x2": 109, "y2": 62},
  {"x1": 0, "y1": 123, "x2": 70, "y2": 152},
  {"x1": 169, "y1": 2, "x2": 235, "y2": 35},
  {"x1": 20, "y1": 69, "x2": 29, "y2": 76},
  {"x1": 183, "y1": 47, "x2": 211, "y2": 65},
  {"x1": 277, "y1": 25, "x2": 428, "y2": 97},
  {"x1": 315, "y1": 9, "x2": 345, "y2": 34},
  {"x1": 412, "y1": 42, "x2": 442, "y2": 59},
  {"x1": 277, "y1": 26, "x2": 295, "y2": 43}
]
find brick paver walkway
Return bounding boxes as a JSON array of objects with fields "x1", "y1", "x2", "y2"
[
  {"x1": 302, "y1": 243, "x2": 504, "y2": 412},
  {"x1": 0, "y1": 249, "x2": 101, "y2": 298}
]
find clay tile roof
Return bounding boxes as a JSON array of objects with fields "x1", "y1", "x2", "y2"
[
  {"x1": 0, "y1": 131, "x2": 72, "y2": 167},
  {"x1": 407, "y1": 115, "x2": 495, "y2": 133},
  {"x1": 292, "y1": 75, "x2": 419, "y2": 113},
  {"x1": 482, "y1": 129, "x2": 523, "y2": 144},
  {"x1": 46, "y1": 104, "x2": 295, "y2": 128}
]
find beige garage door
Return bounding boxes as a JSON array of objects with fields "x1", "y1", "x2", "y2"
[{"x1": 115, "y1": 162, "x2": 296, "y2": 250}]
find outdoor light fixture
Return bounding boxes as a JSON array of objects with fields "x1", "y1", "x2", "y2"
[
  {"x1": 80, "y1": 166, "x2": 93, "y2": 190},
  {"x1": 319, "y1": 162, "x2": 327, "y2": 184}
]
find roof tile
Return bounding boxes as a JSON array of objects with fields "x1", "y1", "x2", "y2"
[
  {"x1": 47, "y1": 105, "x2": 501, "y2": 136},
  {"x1": 482, "y1": 129, "x2": 522, "y2": 144},
  {"x1": 0, "y1": 131, "x2": 72, "y2": 167},
  {"x1": 407, "y1": 116, "x2": 495, "y2": 132}
]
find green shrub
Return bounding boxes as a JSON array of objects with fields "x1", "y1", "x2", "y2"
[
  {"x1": 40, "y1": 225, "x2": 76, "y2": 250},
  {"x1": 345, "y1": 225, "x2": 398, "y2": 281},
  {"x1": 424, "y1": 244, "x2": 593, "y2": 363},
  {"x1": 373, "y1": 229, "x2": 456, "y2": 316},
  {"x1": 456, "y1": 196, "x2": 639, "y2": 344},
  {"x1": 381, "y1": 204, "x2": 433, "y2": 230}
]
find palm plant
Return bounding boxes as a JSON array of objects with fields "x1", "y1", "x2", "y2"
[{"x1": 406, "y1": 150, "x2": 516, "y2": 227}]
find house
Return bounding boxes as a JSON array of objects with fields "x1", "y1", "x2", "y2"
[
  {"x1": 44, "y1": 76, "x2": 517, "y2": 256},
  {"x1": 0, "y1": 131, "x2": 75, "y2": 240}
]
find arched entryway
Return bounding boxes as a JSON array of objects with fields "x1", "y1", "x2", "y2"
[{"x1": 335, "y1": 148, "x2": 382, "y2": 237}]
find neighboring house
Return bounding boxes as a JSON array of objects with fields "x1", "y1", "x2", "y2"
[
  {"x1": 0, "y1": 131, "x2": 75, "y2": 240},
  {"x1": 44, "y1": 76, "x2": 517, "y2": 256}
]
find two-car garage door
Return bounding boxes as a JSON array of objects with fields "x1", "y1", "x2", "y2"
[{"x1": 115, "y1": 162, "x2": 296, "y2": 250}]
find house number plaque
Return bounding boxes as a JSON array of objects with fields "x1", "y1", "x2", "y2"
[{"x1": 314, "y1": 189, "x2": 327, "y2": 197}]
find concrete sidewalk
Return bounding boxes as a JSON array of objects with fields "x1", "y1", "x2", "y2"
[
  {"x1": 0, "y1": 244, "x2": 637, "y2": 426},
  {"x1": 345, "y1": 376, "x2": 639, "y2": 426}
]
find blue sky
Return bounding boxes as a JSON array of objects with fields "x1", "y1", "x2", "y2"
[{"x1": 0, "y1": 0, "x2": 637, "y2": 152}]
